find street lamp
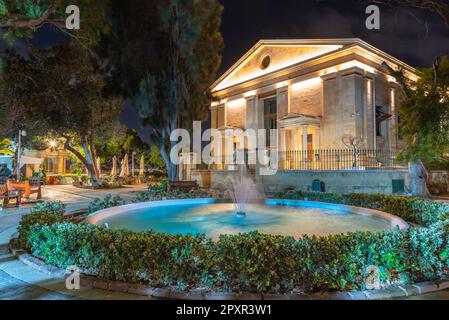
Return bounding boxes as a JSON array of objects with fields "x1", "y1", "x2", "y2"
[
  {"x1": 16, "y1": 130, "x2": 27, "y2": 181},
  {"x1": 49, "y1": 140, "x2": 58, "y2": 151}
]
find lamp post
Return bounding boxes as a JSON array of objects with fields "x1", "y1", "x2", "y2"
[{"x1": 16, "y1": 130, "x2": 27, "y2": 181}]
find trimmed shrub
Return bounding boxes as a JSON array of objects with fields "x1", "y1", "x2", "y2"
[
  {"x1": 18, "y1": 193, "x2": 449, "y2": 294},
  {"x1": 29, "y1": 201, "x2": 66, "y2": 216},
  {"x1": 275, "y1": 190, "x2": 449, "y2": 226},
  {"x1": 19, "y1": 214, "x2": 64, "y2": 250},
  {"x1": 133, "y1": 188, "x2": 216, "y2": 203},
  {"x1": 23, "y1": 222, "x2": 449, "y2": 293},
  {"x1": 88, "y1": 195, "x2": 126, "y2": 213}
]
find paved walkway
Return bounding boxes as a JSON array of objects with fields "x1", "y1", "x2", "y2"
[{"x1": 0, "y1": 185, "x2": 150, "y2": 300}]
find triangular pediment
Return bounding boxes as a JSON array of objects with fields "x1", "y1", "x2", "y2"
[{"x1": 212, "y1": 40, "x2": 347, "y2": 92}]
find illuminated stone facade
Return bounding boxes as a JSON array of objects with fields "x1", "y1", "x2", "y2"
[{"x1": 210, "y1": 39, "x2": 417, "y2": 156}]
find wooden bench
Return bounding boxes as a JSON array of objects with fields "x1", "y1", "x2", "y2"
[
  {"x1": 29, "y1": 177, "x2": 43, "y2": 199},
  {"x1": 0, "y1": 184, "x2": 20, "y2": 208},
  {"x1": 168, "y1": 181, "x2": 198, "y2": 192},
  {"x1": 7, "y1": 179, "x2": 42, "y2": 202}
]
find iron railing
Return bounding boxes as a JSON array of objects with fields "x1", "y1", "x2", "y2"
[{"x1": 279, "y1": 149, "x2": 402, "y2": 171}]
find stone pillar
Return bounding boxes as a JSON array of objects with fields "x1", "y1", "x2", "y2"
[
  {"x1": 321, "y1": 73, "x2": 338, "y2": 149},
  {"x1": 302, "y1": 126, "x2": 308, "y2": 151},
  {"x1": 245, "y1": 95, "x2": 257, "y2": 131},
  {"x1": 353, "y1": 70, "x2": 365, "y2": 144},
  {"x1": 313, "y1": 126, "x2": 320, "y2": 149},
  {"x1": 389, "y1": 86, "x2": 398, "y2": 150},
  {"x1": 322, "y1": 67, "x2": 366, "y2": 149},
  {"x1": 212, "y1": 103, "x2": 225, "y2": 129},
  {"x1": 57, "y1": 152, "x2": 65, "y2": 174},
  {"x1": 276, "y1": 85, "x2": 290, "y2": 118},
  {"x1": 211, "y1": 106, "x2": 217, "y2": 129},
  {"x1": 277, "y1": 86, "x2": 290, "y2": 157},
  {"x1": 364, "y1": 74, "x2": 376, "y2": 149}
]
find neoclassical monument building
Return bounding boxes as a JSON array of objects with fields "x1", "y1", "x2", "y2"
[{"x1": 191, "y1": 39, "x2": 419, "y2": 194}]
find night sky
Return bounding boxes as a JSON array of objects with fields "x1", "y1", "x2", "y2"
[{"x1": 218, "y1": 0, "x2": 449, "y2": 74}]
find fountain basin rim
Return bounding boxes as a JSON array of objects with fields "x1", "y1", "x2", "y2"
[{"x1": 86, "y1": 198, "x2": 409, "y2": 231}]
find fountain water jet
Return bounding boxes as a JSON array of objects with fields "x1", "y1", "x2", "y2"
[{"x1": 223, "y1": 166, "x2": 260, "y2": 216}]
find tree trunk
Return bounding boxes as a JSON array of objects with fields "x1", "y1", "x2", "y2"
[
  {"x1": 63, "y1": 136, "x2": 99, "y2": 185},
  {"x1": 408, "y1": 159, "x2": 430, "y2": 197},
  {"x1": 88, "y1": 128, "x2": 100, "y2": 179},
  {"x1": 81, "y1": 140, "x2": 99, "y2": 186},
  {"x1": 159, "y1": 143, "x2": 179, "y2": 182}
]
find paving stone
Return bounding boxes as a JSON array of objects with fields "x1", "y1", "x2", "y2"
[
  {"x1": 151, "y1": 287, "x2": 171, "y2": 299},
  {"x1": 329, "y1": 292, "x2": 353, "y2": 300},
  {"x1": 205, "y1": 292, "x2": 238, "y2": 300},
  {"x1": 169, "y1": 290, "x2": 189, "y2": 300},
  {"x1": 127, "y1": 284, "x2": 156, "y2": 296},
  {"x1": 0, "y1": 270, "x2": 74, "y2": 300},
  {"x1": 80, "y1": 276, "x2": 94, "y2": 289},
  {"x1": 108, "y1": 281, "x2": 129, "y2": 293},
  {"x1": 309, "y1": 292, "x2": 331, "y2": 300},
  {"x1": 347, "y1": 291, "x2": 368, "y2": 300},
  {"x1": 384, "y1": 286, "x2": 407, "y2": 298},
  {"x1": 412, "y1": 282, "x2": 439, "y2": 295},
  {"x1": 436, "y1": 280, "x2": 449, "y2": 290},
  {"x1": 363, "y1": 289, "x2": 392, "y2": 300},
  {"x1": 179, "y1": 292, "x2": 206, "y2": 300},
  {"x1": 286, "y1": 293, "x2": 311, "y2": 300},
  {"x1": 262, "y1": 294, "x2": 290, "y2": 300},
  {"x1": 399, "y1": 285, "x2": 420, "y2": 297},
  {"x1": 93, "y1": 279, "x2": 109, "y2": 290},
  {"x1": 236, "y1": 293, "x2": 263, "y2": 300}
]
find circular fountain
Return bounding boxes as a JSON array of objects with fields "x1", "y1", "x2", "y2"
[
  {"x1": 87, "y1": 198, "x2": 408, "y2": 240},
  {"x1": 87, "y1": 168, "x2": 408, "y2": 239}
]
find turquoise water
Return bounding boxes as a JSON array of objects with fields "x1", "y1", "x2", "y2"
[{"x1": 96, "y1": 202, "x2": 393, "y2": 239}]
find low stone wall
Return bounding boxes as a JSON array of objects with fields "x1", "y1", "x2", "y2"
[
  {"x1": 191, "y1": 169, "x2": 240, "y2": 190},
  {"x1": 428, "y1": 170, "x2": 449, "y2": 195},
  {"x1": 192, "y1": 169, "x2": 409, "y2": 195},
  {"x1": 260, "y1": 170, "x2": 408, "y2": 195}
]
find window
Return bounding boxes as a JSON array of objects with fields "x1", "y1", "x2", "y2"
[
  {"x1": 260, "y1": 55, "x2": 271, "y2": 70},
  {"x1": 45, "y1": 157, "x2": 58, "y2": 174},
  {"x1": 376, "y1": 105, "x2": 392, "y2": 137}
]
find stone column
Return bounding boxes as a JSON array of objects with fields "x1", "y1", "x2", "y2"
[
  {"x1": 302, "y1": 126, "x2": 308, "y2": 151},
  {"x1": 245, "y1": 95, "x2": 257, "y2": 131},
  {"x1": 277, "y1": 86, "x2": 290, "y2": 156},
  {"x1": 364, "y1": 74, "x2": 375, "y2": 149},
  {"x1": 312, "y1": 126, "x2": 320, "y2": 149},
  {"x1": 389, "y1": 86, "x2": 398, "y2": 150},
  {"x1": 276, "y1": 85, "x2": 290, "y2": 118},
  {"x1": 321, "y1": 73, "x2": 337, "y2": 149}
]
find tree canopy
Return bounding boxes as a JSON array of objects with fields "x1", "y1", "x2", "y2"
[
  {"x1": 393, "y1": 56, "x2": 449, "y2": 196},
  {"x1": 101, "y1": 0, "x2": 223, "y2": 180},
  {"x1": 0, "y1": 44, "x2": 123, "y2": 183},
  {"x1": 0, "y1": 0, "x2": 110, "y2": 47},
  {"x1": 396, "y1": 56, "x2": 449, "y2": 162}
]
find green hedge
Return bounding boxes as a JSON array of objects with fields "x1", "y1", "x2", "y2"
[
  {"x1": 274, "y1": 190, "x2": 449, "y2": 227},
  {"x1": 19, "y1": 201, "x2": 65, "y2": 250},
  {"x1": 18, "y1": 194, "x2": 449, "y2": 294},
  {"x1": 88, "y1": 195, "x2": 126, "y2": 213}
]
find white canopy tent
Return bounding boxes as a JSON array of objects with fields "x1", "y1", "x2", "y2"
[{"x1": 20, "y1": 156, "x2": 43, "y2": 167}]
